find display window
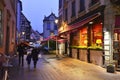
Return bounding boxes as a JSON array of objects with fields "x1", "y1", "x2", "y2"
[
  {"x1": 71, "y1": 31, "x2": 80, "y2": 46},
  {"x1": 91, "y1": 23, "x2": 102, "y2": 47},
  {"x1": 80, "y1": 27, "x2": 88, "y2": 46}
]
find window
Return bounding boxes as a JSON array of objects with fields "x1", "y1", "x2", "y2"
[
  {"x1": 79, "y1": 0, "x2": 85, "y2": 12},
  {"x1": 64, "y1": 8, "x2": 68, "y2": 21},
  {"x1": 22, "y1": 21, "x2": 25, "y2": 25},
  {"x1": 71, "y1": 1, "x2": 76, "y2": 17},
  {"x1": 59, "y1": 0, "x2": 62, "y2": 9},
  {"x1": 91, "y1": 23, "x2": 102, "y2": 47},
  {"x1": 71, "y1": 32, "x2": 80, "y2": 46},
  {"x1": 0, "y1": 10, "x2": 3, "y2": 46},
  {"x1": 47, "y1": 22, "x2": 50, "y2": 30},
  {"x1": 89, "y1": 0, "x2": 99, "y2": 6},
  {"x1": 54, "y1": 24, "x2": 57, "y2": 30},
  {"x1": 80, "y1": 27, "x2": 88, "y2": 46}
]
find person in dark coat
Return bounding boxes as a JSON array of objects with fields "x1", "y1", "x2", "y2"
[
  {"x1": 31, "y1": 48, "x2": 39, "y2": 69},
  {"x1": 17, "y1": 43, "x2": 25, "y2": 67},
  {"x1": 26, "y1": 53, "x2": 32, "y2": 69},
  {"x1": 26, "y1": 48, "x2": 33, "y2": 69}
]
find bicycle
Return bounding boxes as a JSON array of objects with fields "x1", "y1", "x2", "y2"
[{"x1": 2, "y1": 55, "x2": 13, "y2": 80}]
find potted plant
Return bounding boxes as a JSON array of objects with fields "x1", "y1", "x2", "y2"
[{"x1": 106, "y1": 64, "x2": 115, "y2": 73}]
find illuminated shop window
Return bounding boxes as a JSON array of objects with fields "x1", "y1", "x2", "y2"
[
  {"x1": 80, "y1": 27, "x2": 87, "y2": 46},
  {"x1": 71, "y1": 31, "x2": 80, "y2": 46},
  {"x1": 91, "y1": 23, "x2": 102, "y2": 47}
]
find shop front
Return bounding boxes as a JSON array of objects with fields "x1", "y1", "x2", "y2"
[{"x1": 70, "y1": 16, "x2": 103, "y2": 66}]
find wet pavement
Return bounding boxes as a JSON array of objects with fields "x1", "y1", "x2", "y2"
[{"x1": 9, "y1": 54, "x2": 120, "y2": 80}]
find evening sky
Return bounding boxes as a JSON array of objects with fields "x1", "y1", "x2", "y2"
[{"x1": 21, "y1": 0, "x2": 58, "y2": 33}]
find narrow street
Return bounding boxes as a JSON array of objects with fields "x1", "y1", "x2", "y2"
[{"x1": 10, "y1": 54, "x2": 120, "y2": 80}]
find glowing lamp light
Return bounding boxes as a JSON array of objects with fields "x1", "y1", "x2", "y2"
[
  {"x1": 96, "y1": 39, "x2": 102, "y2": 44},
  {"x1": 55, "y1": 19, "x2": 58, "y2": 24},
  {"x1": 84, "y1": 40, "x2": 88, "y2": 44}
]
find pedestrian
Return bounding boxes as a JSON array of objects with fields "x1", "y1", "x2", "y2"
[
  {"x1": 31, "y1": 47, "x2": 39, "y2": 69},
  {"x1": 26, "y1": 48, "x2": 32, "y2": 69},
  {"x1": 17, "y1": 43, "x2": 25, "y2": 67}
]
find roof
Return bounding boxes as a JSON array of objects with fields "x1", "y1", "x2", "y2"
[{"x1": 43, "y1": 12, "x2": 58, "y2": 22}]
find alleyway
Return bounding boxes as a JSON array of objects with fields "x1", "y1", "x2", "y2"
[{"x1": 10, "y1": 55, "x2": 120, "y2": 80}]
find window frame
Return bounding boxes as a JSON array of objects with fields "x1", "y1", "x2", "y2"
[
  {"x1": 71, "y1": 1, "x2": 76, "y2": 17},
  {"x1": 0, "y1": 9, "x2": 3, "y2": 46},
  {"x1": 79, "y1": 0, "x2": 85, "y2": 12}
]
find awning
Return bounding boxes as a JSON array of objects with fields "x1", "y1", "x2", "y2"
[
  {"x1": 59, "y1": 12, "x2": 101, "y2": 35},
  {"x1": 41, "y1": 35, "x2": 67, "y2": 44}
]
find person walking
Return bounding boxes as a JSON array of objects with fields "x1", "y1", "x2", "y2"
[
  {"x1": 17, "y1": 43, "x2": 25, "y2": 67},
  {"x1": 26, "y1": 48, "x2": 32, "y2": 69},
  {"x1": 31, "y1": 47, "x2": 39, "y2": 69}
]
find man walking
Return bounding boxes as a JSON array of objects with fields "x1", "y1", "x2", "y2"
[{"x1": 17, "y1": 43, "x2": 25, "y2": 67}]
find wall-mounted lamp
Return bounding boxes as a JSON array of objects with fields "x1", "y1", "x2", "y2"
[
  {"x1": 55, "y1": 19, "x2": 58, "y2": 24},
  {"x1": 89, "y1": 21, "x2": 93, "y2": 24},
  {"x1": 22, "y1": 32, "x2": 25, "y2": 35}
]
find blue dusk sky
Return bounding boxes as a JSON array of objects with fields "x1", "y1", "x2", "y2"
[{"x1": 21, "y1": 0, "x2": 59, "y2": 33}]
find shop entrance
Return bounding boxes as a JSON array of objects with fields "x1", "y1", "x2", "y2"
[{"x1": 113, "y1": 32, "x2": 120, "y2": 68}]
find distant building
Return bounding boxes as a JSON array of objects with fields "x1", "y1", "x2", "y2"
[
  {"x1": 16, "y1": 0, "x2": 22, "y2": 43},
  {"x1": 30, "y1": 30, "x2": 41, "y2": 42},
  {"x1": 43, "y1": 12, "x2": 58, "y2": 39},
  {"x1": 39, "y1": 33, "x2": 43, "y2": 43},
  {"x1": 20, "y1": 12, "x2": 31, "y2": 42}
]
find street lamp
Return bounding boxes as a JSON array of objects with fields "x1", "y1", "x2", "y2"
[
  {"x1": 55, "y1": 19, "x2": 59, "y2": 58},
  {"x1": 21, "y1": 31, "x2": 25, "y2": 41}
]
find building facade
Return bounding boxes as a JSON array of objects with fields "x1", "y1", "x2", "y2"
[
  {"x1": 43, "y1": 12, "x2": 58, "y2": 39},
  {"x1": 0, "y1": 0, "x2": 17, "y2": 54},
  {"x1": 58, "y1": 0, "x2": 120, "y2": 67},
  {"x1": 16, "y1": 0, "x2": 22, "y2": 44},
  {"x1": 20, "y1": 12, "x2": 31, "y2": 42}
]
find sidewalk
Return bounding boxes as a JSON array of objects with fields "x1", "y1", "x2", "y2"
[{"x1": 8, "y1": 54, "x2": 120, "y2": 80}]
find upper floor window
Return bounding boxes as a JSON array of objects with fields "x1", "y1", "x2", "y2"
[
  {"x1": 89, "y1": 0, "x2": 99, "y2": 6},
  {"x1": 59, "y1": 15, "x2": 62, "y2": 27},
  {"x1": 59, "y1": 0, "x2": 62, "y2": 9},
  {"x1": 54, "y1": 24, "x2": 58, "y2": 30},
  {"x1": 71, "y1": 1, "x2": 76, "y2": 17},
  {"x1": 79, "y1": 0, "x2": 85, "y2": 12},
  {"x1": 64, "y1": 8, "x2": 68, "y2": 21},
  {"x1": 22, "y1": 21, "x2": 25, "y2": 25},
  {"x1": 0, "y1": 10, "x2": 3, "y2": 46},
  {"x1": 47, "y1": 22, "x2": 50, "y2": 30}
]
